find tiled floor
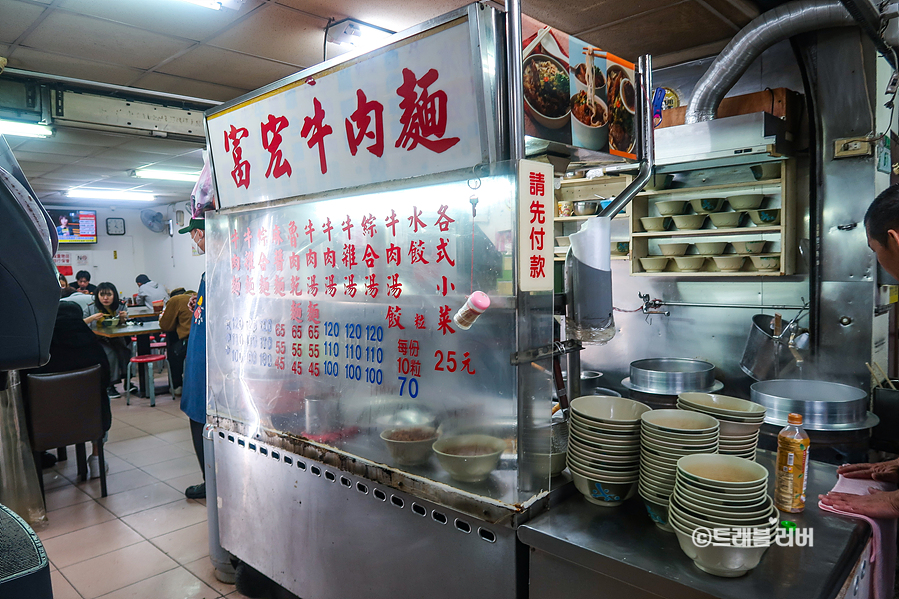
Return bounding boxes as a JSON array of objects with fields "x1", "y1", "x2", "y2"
[{"x1": 38, "y1": 385, "x2": 253, "y2": 599}]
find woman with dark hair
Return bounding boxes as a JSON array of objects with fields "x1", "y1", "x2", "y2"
[
  {"x1": 83, "y1": 282, "x2": 132, "y2": 398},
  {"x1": 24, "y1": 301, "x2": 112, "y2": 478}
]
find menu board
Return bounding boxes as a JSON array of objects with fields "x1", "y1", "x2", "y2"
[
  {"x1": 206, "y1": 171, "x2": 523, "y2": 443},
  {"x1": 521, "y1": 15, "x2": 637, "y2": 160}
]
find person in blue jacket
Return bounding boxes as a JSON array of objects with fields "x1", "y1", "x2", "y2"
[{"x1": 178, "y1": 217, "x2": 208, "y2": 499}]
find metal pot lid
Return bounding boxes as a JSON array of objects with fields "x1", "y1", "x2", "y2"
[
  {"x1": 629, "y1": 358, "x2": 717, "y2": 395},
  {"x1": 763, "y1": 411, "x2": 880, "y2": 432},
  {"x1": 621, "y1": 377, "x2": 724, "y2": 394},
  {"x1": 750, "y1": 379, "x2": 870, "y2": 430}
]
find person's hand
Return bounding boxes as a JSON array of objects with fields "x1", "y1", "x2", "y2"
[
  {"x1": 819, "y1": 488, "x2": 899, "y2": 519},
  {"x1": 187, "y1": 294, "x2": 198, "y2": 312},
  {"x1": 837, "y1": 458, "x2": 899, "y2": 483},
  {"x1": 86, "y1": 313, "x2": 104, "y2": 323}
]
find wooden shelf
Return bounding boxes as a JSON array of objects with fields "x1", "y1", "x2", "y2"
[
  {"x1": 636, "y1": 179, "x2": 781, "y2": 197},
  {"x1": 632, "y1": 225, "x2": 782, "y2": 238},
  {"x1": 556, "y1": 214, "x2": 627, "y2": 222},
  {"x1": 554, "y1": 255, "x2": 629, "y2": 262}
]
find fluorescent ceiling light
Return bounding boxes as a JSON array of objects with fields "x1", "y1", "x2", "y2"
[
  {"x1": 327, "y1": 18, "x2": 394, "y2": 48},
  {"x1": 132, "y1": 169, "x2": 200, "y2": 182},
  {"x1": 174, "y1": 0, "x2": 222, "y2": 9},
  {"x1": 0, "y1": 120, "x2": 53, "y2": 138},
  {"x1": 68, "y1": 189, "x2": 155, "y2": 201}
]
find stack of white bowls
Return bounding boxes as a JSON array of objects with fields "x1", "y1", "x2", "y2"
[
  {"x1": 638, "y1": 410, "x2": 719, "y2": 532},
  {"x1": 567, "y1": 396, "x2": 651, "y2": 507},
  {"x1": 669, "y1": 454, "x2": 776, "y2": 578},
  {"x1": 677, "y1": 393, "x2": 766, "y2": 460}
]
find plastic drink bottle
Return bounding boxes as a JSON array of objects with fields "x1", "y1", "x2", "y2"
[{"x1": 774, "y1": 412, "x2": 810, "y2": 513}]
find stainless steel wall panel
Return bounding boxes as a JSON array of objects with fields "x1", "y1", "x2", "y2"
[
  {"x1": 816, "y1": 281, "x2": 874, "y2": 388},
  {"x1": 214, "y1": 431, "x2": 519, "y2": 599}
]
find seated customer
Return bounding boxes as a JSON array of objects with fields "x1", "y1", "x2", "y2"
[
  {"x1": 73, "y1": 270, "x2": 97, "y2": 295},
  {"x1": 83, "y1": 282, "x2": 132, "y2": 399},
  {"x1": 159, "y1": 288, "x2": 194, "y2": 396},
  {"x1": 23, "y1": 301, "x2": 112, "y2": 479},
  {"x1": 135, "y1": 274, "x2": 167, "y2": 306}
]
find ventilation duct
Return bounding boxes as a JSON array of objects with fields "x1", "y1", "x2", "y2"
[{"x1": 686, "y1": 0, "x2": 855, "y2": 123}]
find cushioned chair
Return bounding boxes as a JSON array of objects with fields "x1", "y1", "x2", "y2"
[{"x1": 24, "y1": 365, "x2": 107, "y2": 498}]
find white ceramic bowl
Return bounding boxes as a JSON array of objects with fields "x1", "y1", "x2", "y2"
[
  {"x1": 672, "y1": 488, "x2": 772, "y2": 518},
  {"x1": 432, "y1": 435, "x2": 505, "y2": 483},
  {"x1": 731, "y1": 240, "x2": 766, "y2": 254},
  {"x1": 693, "y1": 241, "x2": 727, "y2": 255},
  {"x1": 381, "y1": 427, "x2": 439, "y2": 466},
  {"x1": 570, "y1": 396, "x2": 652, "y2": 424},
  {"x1": 570, "y1": 415, "x2": 642, "y2": 433},
  {"x1": 659, "y1": 242, "x2": 690, "y2": 256},
  {"x1": 677, "y1": 454, "x2": 768, "y2": 489},
  {"x1": 709, "y1": 211, "x2": 745, "y2": 229},
  {"x1": 639, "y1": 481, "x2": 673, "y2": 503},
  {"x1": 726, "y1": 194, "x2": 765, "y2": 210},
  {"x1": 748, "y1": 209, "x2": 781, "y2": 226},
  {"x1": 568, "y1": 437, "x2": 641, "y2": 457},
  {"x1": 641, "y1": 436, "x2": 718, "y2": 453},
  {"x1": 675, "y1": 480, "x2": 768, "y2": 507},
  {"x1": 677, "y1": 394, "x2": 766, "y2": 418},
  {"x1": 640, "y1": 216, "x2": 672, "y2": 232},
  {"x1": 570, "y1": 467, "x2": 638, "y2": 507},
  {"x1": 656, "y1": 200, "x2": 687, "y2": 216},
  {"x1": 672, "y1": 214, "x2": 707, "y2": 230},
  {"x1": 640, "y1": 257, "x2": 669, "y2": 273},
  {"x1": 670, "y1": 495, "x2": 775, "y2": 528},
  {"x1": 690, "y1": 198, "x2": 725, "y2": 214},
  {"x1": 642, "y1": 409, "x2": 720, "y2": 434},
  {"x1": 640, "y1": 426, "x2": 719, "y2": 443},
  {"x1": 673, "y1": 256, "x2": 706, "y2": 272},
  {"x1": 713, "y1": 255, "x2": 745, "y2": 272},
  {"x1": 643, "y1": 498, "x2": 674, "y2": 532},
  {"x1": 750, "y1": 255, "x2": 781, "y2": 271},
  {"x1": 670, "y1": 516, "x2": 771, "y2": 577}
]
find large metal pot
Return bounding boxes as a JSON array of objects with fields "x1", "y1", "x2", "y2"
[
  {"x1": 622, "y1": 358, "x2": 720, "y2": 395},
  {"x1": 750, "y1": 379, "x2": 879, "y2": 431},
  {"x1": 740, "y1": 314, "x2": 807, "y2": 381}
]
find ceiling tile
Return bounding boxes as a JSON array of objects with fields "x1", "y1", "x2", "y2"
[
  {"x1": 156, "y1": 45, "x2": 299, "y2": 90},
  {"x1": 149, "y1": 154, "x2": 206, "y2": 169},
  {"x1": 274, "y1": 0, "x2": 469, "y2": 32},
  {"x1": 0, "y1": 1, "x2": 46, "y2": 45},
  {"x1": 15, "y1": 139, "x2": 99, "y2": 157},
  {"x1": 7, "y1": 47, "x2": 145, "y2": 86},
  {"x1": 117, "y1": 138, "x2": 204, "y2": 155},
  {"x1": 207, "y1": 3, "x2": 321, "y2": 67},
  {"x1": 580, "y1": 1, "x2": 736, "y2": 59},
  {"x1": 133, "y1": 71, "x2": 249, "y2": 103},
  {"x1": 56, "y1": 0, "x2": 267, "y2": 42},
  {"x1": 526, "y1": 0, "x2": 672, "y2": 40},
  {"x1": 90, "y1": 148, "x2": 177, "y2": 164},
  {"x1": 10, "y1": 150, "x2": 81, "y2": 165},
  {"x1": 16, "y1": 160, "x2": 62, "y2": 176},
  {"x1": 21, "y1": 12, "x2": 195, "y2": 70}
]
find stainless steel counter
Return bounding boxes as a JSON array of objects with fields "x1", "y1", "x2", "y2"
[{"x1": 518, "y1": 451, "x2": 871, "y2": 599}]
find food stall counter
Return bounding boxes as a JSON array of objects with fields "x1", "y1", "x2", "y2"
[{"x1": 519, "y1": 451, "x2": 871, "y2": 599}]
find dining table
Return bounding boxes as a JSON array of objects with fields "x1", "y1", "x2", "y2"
[{"x1": 93, "y1": 320, "x2": 164, "y2": 398}]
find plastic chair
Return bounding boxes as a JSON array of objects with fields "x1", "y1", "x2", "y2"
[
  {"x1": 125, "y1": 354, "x2": 167, "y2": 407},
  {"x1": 23, "y1": 365, "x2": 108, "y2": 499}
]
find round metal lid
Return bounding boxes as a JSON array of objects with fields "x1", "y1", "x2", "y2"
[{"x1": 621, "y1": 377, "x2": 724, "y2": 394}]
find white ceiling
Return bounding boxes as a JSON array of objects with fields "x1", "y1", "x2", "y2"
[{"x1": 0, "y1": 0, "x2": 761, "y2": 208}]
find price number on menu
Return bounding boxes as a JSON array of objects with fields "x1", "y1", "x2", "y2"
[{"x1": 397, "y1": 376, "x2": 419, "y2": 398}]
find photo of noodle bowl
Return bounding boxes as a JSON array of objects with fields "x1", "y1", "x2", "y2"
[
  {"x1": 606, "y1": 63, "x2": 636, "y2": 153},
  {"x1": 523, "y1": 54, "x2": 571, "y2": 129},
  {"x1": 570, "y1": 91, "x2": 608, "y2": 150},
  {"x1": 572, "y1": 63, "x2": 605, "y2": 95}
]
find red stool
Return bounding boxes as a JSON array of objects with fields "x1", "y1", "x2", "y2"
[{"x1": 125, "y1": 354, "x2": 166, "y2": 406}]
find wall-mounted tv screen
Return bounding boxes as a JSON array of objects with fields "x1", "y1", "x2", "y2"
[{"x1": 48, "y1": 209, "x2": 97, "y2": 244}]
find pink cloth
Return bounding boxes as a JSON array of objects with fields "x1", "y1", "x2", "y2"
[{"x1": 818, "y1": 475, "x2": 897, "y2": 599}]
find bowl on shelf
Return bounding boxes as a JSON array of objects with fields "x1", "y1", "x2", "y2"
[
  {"x1": 611, "y1": 241, "x2": 630, "y2": 255},
  {"x1": 731, "y1": 240, "x2": 766, "y2": 254},
  {"x1": 381, "y1": 427, "x2": 439, "y2": 466},
  {"x1": 640, "y1": 216, "x2": 672, "y2": 232},
  {"x1": 558, "y1": 200, "x2": 574, "y2": 217},
  {"x1": 640, "y1": 257, "x2": 669, "y2": 273},
  {"x1": 709, "y1": 211, "x2": 745, "y2": 229},
  {"x1": 689, "y1": 198, "x2": 725, "y2": 214},
  {"x1": 672, "y1": 214, "x2": 707, "y2": 230},
  {"x1": 750, "y1": 255, "x2": 780, "y2": 271},
  {"x1": 693, "y1": 241, "x2": 727, "y2": 255},
  {"x1": 644, "y1": 173, "x2": 674, "y2": 191},
  {"x1": 750, "y1": 163, "x2": 780, "y2": 181},
  {"x1": 726, "y1": 194, "x2": 765, "y2": 211},
  {"x1": 673, "y1": 256, "x2": 706, "y2": 272},
  {"x1": 658, "y1": 242, "x2": 690, "y2": 256},
  {"x1": 748, "y1": 209, "x2": 781, "y2": 226},
  {"x1": 656, "y1": 200, "x2": 687, "y2": 216},
  {"x1": 432, "y1": 434, "x2": 506, "y2": 482},
  {"x1": 555, "y1": 236, "x2": 571, "y2": 247},
  {"x1": 712, "y1": 255, "x2": 746, "y2": 272},
  {"x1": 574, "y1": 200, "x2": 600, "y2": 216}
]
